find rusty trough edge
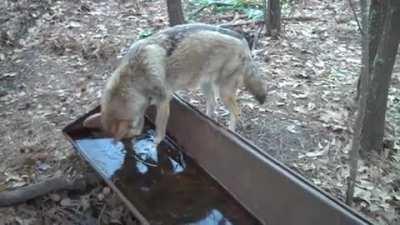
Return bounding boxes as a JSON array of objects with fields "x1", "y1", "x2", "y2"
[{"x1": 146, "y1": 95, "x2": 374, "y2": 225}]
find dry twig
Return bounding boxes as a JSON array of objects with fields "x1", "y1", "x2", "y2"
[{"x1": 347, "y1": 0, "x2": 363, "y2": 34}]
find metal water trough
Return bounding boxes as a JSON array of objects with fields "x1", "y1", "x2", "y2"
[{"x1": 63, "y1": 95, "x2": 374, "y2": 225}]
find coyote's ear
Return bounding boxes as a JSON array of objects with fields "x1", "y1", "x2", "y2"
[{"x1": 83, "y1": 113, "x2": 102, "y2": 129}]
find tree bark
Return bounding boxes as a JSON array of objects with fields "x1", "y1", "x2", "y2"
[
  {"x1": 265, "y1": 0, "x2": 281, "y2": 38},
  {"x1": 166, "y1": 0, "x2": 185, "y2": 26},
  {"x1": 368, "y1": 0, "x2": 387, "y2": 68},
  {"x1": 356, "y1": 0, "x2": 386, "y2": 100},
  {"x1": 359, "y1": 0, "x2": 400, "y2": 157}
]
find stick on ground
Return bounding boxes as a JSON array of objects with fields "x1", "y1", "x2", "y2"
[{"x1": 0, "y1": 175, "x2": 99, "y2": 207}]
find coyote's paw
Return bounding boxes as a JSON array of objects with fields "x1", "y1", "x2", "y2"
[{"x1": 154, "y1": 136, "x2": 163, "y2": 145}]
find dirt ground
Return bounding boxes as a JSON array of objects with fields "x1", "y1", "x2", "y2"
[{"x1": 0, "y1": 0, "x2": 399, "y2": 224}]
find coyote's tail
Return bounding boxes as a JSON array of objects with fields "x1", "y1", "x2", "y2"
[{"x1": 243, "y1": 61, "x2": 266, "y2": 104}]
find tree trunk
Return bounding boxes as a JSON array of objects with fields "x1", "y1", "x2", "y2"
[
  {"x1": 368, "y1": 0, "x2": 387, "y2": 68},
  {"x1": 346, "y1": 0, "x2": 369, "y2": 205},
  {"x1": 356, "y1": 0, "x2": 386, "y2": 100},
  {"x1": 359, "y1": 0, "x2": 400, "y2": 157},
  {"x1": 265, "y1": 0, "x2": 281, "y2": 38},
  {"x1": 166, "y1": 0, "x2": 185, "y2": 26}
]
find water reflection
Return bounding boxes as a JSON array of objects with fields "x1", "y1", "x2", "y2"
[
  {"x1": 74, "y1": 128, "x2": 262, "y2": 225},
  {"x1": 189, "y1": 209, "x2": 233, "y2": 225},
  {"x1": 76, "y1": 130, "x2": 187, "y2": 176},
  {"x1": 76, "y1": 138, "x2": 124, "y2": 178},
  {"x1": 132, "y1": 134, "x2": 158, "y2": 174}
]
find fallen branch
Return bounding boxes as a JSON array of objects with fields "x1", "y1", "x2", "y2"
[
  {"x1": 0, "y1": 174, "x2": 99, "y2": 207},
  {"x1": 282, "y1": 16, "x2": 319, "y2": 21},
  {"x1": 219, "y1": 16, "x2": 318, "y2": 28},
  {"x1": 218, "y1": 14, "x2": 247, "y2": 20},
  {"x1": 189, "y1": 2, "x2": 234, "y2": 18},
  {"x1": 219, "y1": 20, "x2": 263, "y2": 28}
]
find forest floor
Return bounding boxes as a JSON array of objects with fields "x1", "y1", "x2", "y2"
[{"x1": 0, "y1": 0, "x2": 399, "y2": 224}]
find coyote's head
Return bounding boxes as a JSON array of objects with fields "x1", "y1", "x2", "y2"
[{"x1": 83, "y1": 69, "x2": 148, "y2": 141}]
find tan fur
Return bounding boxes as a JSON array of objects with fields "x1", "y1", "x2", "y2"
[{"x1": 83, "y1": 23, "x2": 266, "y2": 145}]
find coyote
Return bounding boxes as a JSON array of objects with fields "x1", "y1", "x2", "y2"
[{"x1": 83, "y1": 23, "x2": 266, "y2": 146}]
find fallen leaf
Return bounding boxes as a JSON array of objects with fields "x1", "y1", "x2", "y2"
[
  {"x1": 307, "y1": 102, "x2": 316, "y2": 110},
  {"x1": 294, "y1": 106, "x2": 308, "y2": 114},
  {"x1": 67, "y1": 21, "x2": 82, "y2": 28},
  {"x1": 286, "y1": 125, "x2": 298, "y2": 133},
  {"x1": 292, "y1": 92, "x2": 309, "y2": 99},
  {"x1": 305, "y1": 146, "x2": 329, "y2": 157}
]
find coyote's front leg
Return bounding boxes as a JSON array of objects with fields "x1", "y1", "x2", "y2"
[{"x1": 154, "y1": 100, "x2": 170, "y2": 146}]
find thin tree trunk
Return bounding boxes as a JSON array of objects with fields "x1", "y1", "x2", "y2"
[
  {"x1": 359, "y1": 0, "x2": 400, "y2": 157},
  {"x1": 265, "y1": 0, "x2": 281, "y2": 38},
  {"x1": 166, "y1": 0, "x2": 185, "y2": 26},
  {"x1": 346, "y1": 0, "x2": 369, "y2": 206}
]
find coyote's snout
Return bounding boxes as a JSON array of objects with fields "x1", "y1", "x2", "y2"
[{"x1": 83, "y1": 23, "x2": 266, "y2": 146}]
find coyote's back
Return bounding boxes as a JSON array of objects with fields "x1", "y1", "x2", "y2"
[{"x1": 84, "y1": 23, "x2": 266, "y2": 145}]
